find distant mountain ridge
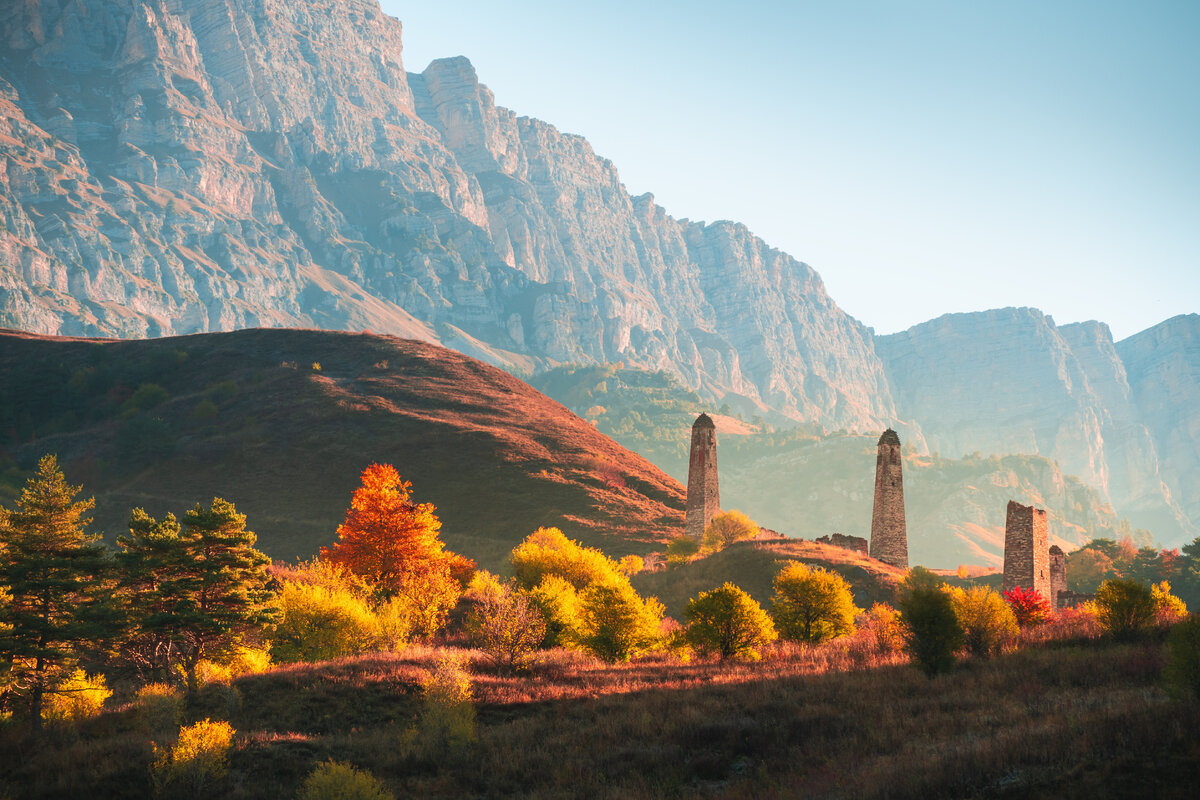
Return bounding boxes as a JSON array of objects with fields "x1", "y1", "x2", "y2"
[{"x1": 0, "y1": 0, "x2": 1196, "y2": 547}]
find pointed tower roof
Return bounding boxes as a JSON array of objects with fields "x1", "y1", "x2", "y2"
[
  {"x1": 878, "y1": 428, "x2": 901, "y2": 446},
  {"x1": 693, "y1": 413, "x2": 715, "y2": 429}
]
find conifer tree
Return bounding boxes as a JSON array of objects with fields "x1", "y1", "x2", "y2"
[
  {"x1": 116, "y1": 508, "x2": 187, "y2": 680},
  {"x1": 158, "y1": 499, "x2": 278, "y2": 692},
  {"x1": 0, "y1": 455, "x2": 118, "y2": 731}
]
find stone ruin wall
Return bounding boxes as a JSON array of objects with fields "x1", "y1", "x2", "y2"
[
  {"x1": 816, "y1": 533, "x2": 869, "y2": 556},
  {"x1": 1002, "y1": 500, "x2": 1050, "y2": 598}
]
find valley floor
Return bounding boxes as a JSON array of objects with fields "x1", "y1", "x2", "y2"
[{"x1": 3, "y1": 634, "x2": 1198, "y2": 799}]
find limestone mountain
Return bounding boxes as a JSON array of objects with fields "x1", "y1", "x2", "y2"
[
  {"x1": 0, "y1": 0, "x2": 896, "y2": 431},
  {"x1": 1, "y1": 0, "x2": 1196, "y2": 553},
  {"x1": 875, "y1": 308, "x2": 1197, "y2": 545},
  {"x1": 0, "y1": 327, "x2": 685, "y2": 568}
]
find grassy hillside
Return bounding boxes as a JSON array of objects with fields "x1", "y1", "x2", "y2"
[
  {"x1": 633, "y1": 539, "x2": 906, "y2": 618},
  {"x1": 3, "y1": 636, "x2": 1196, "y2": 799},
  {"x1": 0, "y1": 329, "x2": 684, "y2": 568},
  {"x1": 532, "y1": 364, "x2": 1126, "y2": 568}
]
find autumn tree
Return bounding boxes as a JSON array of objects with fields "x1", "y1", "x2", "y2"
[
  {"x1": 0, "y1": 455, "x2": 120, "y2": 730},
  {"x1": 465, "y1": 584, "x2": 546, "y2": 673},
  {"x1": 1094, "y1": 578, "x2": 1156, "y2": 639},
  {"x1": 322, "y1": 464, "x2": 474, "y2": 640},
  {"x1": 1002, "y1": 586, "x2": 1052, "y2": 628},
  {"x1": 701, "y1": 510, "x2": 759, "y2": 553},
  {"x1": 948, "y1": 586, "x2": 1017, "y2": 658},
  {"x1": 770, "y1": 561, "x2": 859, "y2": 644},
  {"x1": 685, "y1": 582, "x2": 777, "y2": 660}
]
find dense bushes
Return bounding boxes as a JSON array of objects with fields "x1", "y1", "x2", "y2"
[
  {"x1": 300, "y1": 761, "x2": 394, "y2": 800},
  {"x1": 151, "y1": 719, "x2": 234, "y2": 798}
]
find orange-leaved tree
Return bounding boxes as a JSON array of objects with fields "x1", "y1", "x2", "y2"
[{"x1": 321, "y1": 464, "x2": 474, "y2": 638}]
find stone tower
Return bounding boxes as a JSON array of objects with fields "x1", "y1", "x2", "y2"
[
  {"x1": 685, "y1": 413, "x2": 720, "y2": 540},
  {"x1": 1048, "y1": 545, "x2": 1066, "y2": 609},
  {"x1": 1002, "y1": 501, "x2": 1050, "y2": 598},
  {"x1": 869, "y1": 429, "x2": 908, "y2": 569}
]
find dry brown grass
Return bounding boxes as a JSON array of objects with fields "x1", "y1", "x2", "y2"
[{"x1": 4, "y1": 624, "x2": 1198, "y2": 799}]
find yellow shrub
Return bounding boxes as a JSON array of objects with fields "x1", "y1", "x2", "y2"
[
  {"x1": 701, "y1": 510, "x2": 759, "y2": 553},
  {"x1": 417, "y1": 656, "x2": 475, "y2": 749},
  {"x1": 42, "y1": 669, "x2": 111, "y2": 723},
  {"x1": 271, "y1": 578, "x2": 381, "y2": 663},
  {"x1": 510, "y1": 527, "x2": 624, "y2": 590},
  {"x1": 300, "y1": 761, "x2": 393, "y2": 800},
  {"x1": 134, "y1": 683, "x2": 183, "y2": 734},
  {"x1": 1153, "y1": 581, "x2": 1188, "y2": 623},
  {"x1": 522, "y1": 574, "x2": 581, "y2": 647},
  {"x1": 618, "y1": 555, "x2": 644, "y2": 576},
  {"x1": 152, "y1": 719, "x2": 234, "y2": 798},
  {"x1": 857, "y1": 603, "x2": 905, "y2": 655},
  {"x1": 388, "y1": 566, "x2": 462, "y2": 642}
]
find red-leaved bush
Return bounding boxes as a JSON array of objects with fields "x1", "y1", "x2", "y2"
[{"x1": 1003, "y1": 587, "x2": 1052, "y2": 628}]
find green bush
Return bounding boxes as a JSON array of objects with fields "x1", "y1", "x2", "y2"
[
  {"x1": 1095, "y1": 578, "x2": 1156, "y2": 639},
  {"x1": 1165, "y1": 615, "x2": 1200, "y2": 702},
  {"x1": 770, "y1": 561, "x2": 859, "y2": 644},
  {"x1": 948, "y1": 586, "x2": 1018, "y2": 658},
  {"x1": 684, "y1": 582, "x2": 776, "y2": 660},
  {"x1": 574, "y1": 581, "x2": 665, "y2": 662},
  {"x1": 299, "y1": 761, "x2": 393, "y2": 800},
  {"x1": 664, "y1": 536, "x2": 700, "y2": 564},
  {"x1": 897, "y1": 569, "x2": 963, "y2": 677}
]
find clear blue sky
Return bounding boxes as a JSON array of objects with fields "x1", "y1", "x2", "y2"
[{"x1": 380, "y1": 1, "x2": 1199, "y2": 340}]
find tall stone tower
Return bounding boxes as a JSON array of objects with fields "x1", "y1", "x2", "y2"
[
  {"x1": 869, "y1": 429, "x2": 908, "y2": 569},
  {"x1": 1002, "y1": 501, "x2": 1050, "y2": 598},
  {"x1": 685, "y1": 413, "x2": 720, "y2": 540},
  {"x1": 1048, "y1": 545, "x2": 1066, "y2": 609}
]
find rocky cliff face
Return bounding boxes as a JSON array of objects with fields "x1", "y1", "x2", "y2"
[
  {"x1": 0, "y1": 0, "x2": 898, "y2": 431},
  {"x1": 1116, "y1": 314, "x2": 1200, "y2": 535},
  {"x1": 876, "y1": 308, "x2": 1195, "y2": 543}
]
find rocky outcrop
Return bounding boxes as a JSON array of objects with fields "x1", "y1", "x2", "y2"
[
  {"x1": 876, "y1": 308, "x2": 1194, "y2": 543},
  {"x1": 0, "y1": 0, "x2": 898, "y2": 431},
  {"x1": 1116, "y1": 315, "x2": 1200, "y2": 534}
]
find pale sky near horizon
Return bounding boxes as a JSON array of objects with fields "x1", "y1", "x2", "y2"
[{"x1": 380, "y1": 1, "x2": 1199, "y2": 341}]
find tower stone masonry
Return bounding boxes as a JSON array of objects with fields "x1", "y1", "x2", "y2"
[
  {"x1": 1048, "y1": 545, "x2": 1066, "y2": 609},
  {"x1": 868, "y1": 429, "x2": 908, "y2": 569},
  {"x1": 685, "y1": 413, "x2": 720, "y2": 540},
  {"x1": 1002, "y1": 500, "x2": 1050, "y2": 598}
]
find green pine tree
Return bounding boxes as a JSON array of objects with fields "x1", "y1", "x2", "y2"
[
  {"x1": 116, "y1": 508, "x2": 187, "y2": 681},
  {"x1": 170, "y1": 499, "x2": 277, "y2": 693},
  {"x1": 0, "y1": 455, "x2": 119, "y2": 732}
]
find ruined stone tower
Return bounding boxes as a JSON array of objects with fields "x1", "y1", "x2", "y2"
[
  {"x1": 869, "y1": 429, "x2": 908, "y2": 569},
  {"x1": 685, "y1": 413, "x2": 720, "y2": 540},
  {"x1": 1048, "y1": 545, "x2": 1066, "y2": 609},
  {"x1": 1002, "y1": 501, "x2": 1050, "y2": 598}
]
